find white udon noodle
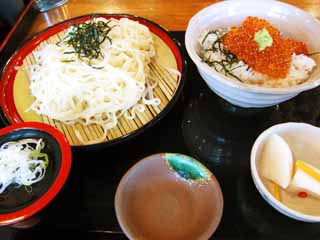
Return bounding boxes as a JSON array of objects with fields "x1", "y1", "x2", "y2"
[{"x1": 27, "y1": 18, "x2": 161, "y2": 144}]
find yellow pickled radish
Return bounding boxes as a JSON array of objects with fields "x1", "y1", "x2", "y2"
[
  {"x1": 273, "y1": 183, "x2": 281, "y2": 201},
  {"x1": 260, "y1": 134, "x2": 293, "y2": 189},
  {"x1": 288, "y1": 160, "x2": 320, "y2": 199}
]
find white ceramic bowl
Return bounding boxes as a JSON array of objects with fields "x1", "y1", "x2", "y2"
[
  {"x1": 251, "y1": 122, "x2": 320, "y2": 222},
  {"x1": 185, "y1": 0, "x2": 320, "y2": 108}
]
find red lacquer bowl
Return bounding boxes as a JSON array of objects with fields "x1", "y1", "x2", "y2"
[
  {"x1": 0, "y1": 14, "x2": 186, "y2": 149},
  {"x1": 0, "y1": 122, "x2": 72, "y2": 226}
]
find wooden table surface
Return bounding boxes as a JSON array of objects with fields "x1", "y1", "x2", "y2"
[{"x1": 27, "y1": 0, "x2": 320, "y2": 36}]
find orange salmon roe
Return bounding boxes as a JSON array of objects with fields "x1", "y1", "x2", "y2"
[{"x1": 223, "y1": 16, "x2": 308, "y2": 79}]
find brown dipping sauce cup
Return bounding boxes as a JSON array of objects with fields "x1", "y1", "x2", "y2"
[{"x1": 115, "y1": 153, "x2": 223, "y2": 240}]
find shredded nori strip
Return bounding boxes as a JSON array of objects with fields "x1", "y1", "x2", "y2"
[
  {"x1": 201, "y1": 30, "x2": 243, "y2": 81},
  {"x1": 308, "y1": 51, "x2": 320, "y2": 56},
  {"x1": 57, "y1": 18, "x2": 114, "y2": 66}
]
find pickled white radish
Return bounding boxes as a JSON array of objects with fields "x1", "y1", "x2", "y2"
[
  {"x1": 288, "y1": 161, "x2": 320, "y2": 199},
  {"x1": 260, "y1": 134, "x2": 293, "y2": 189}
]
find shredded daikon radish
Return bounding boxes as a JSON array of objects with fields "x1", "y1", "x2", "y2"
[
  {"x1": 27, "y1": 18, "x2": 164, "y2": 143},
  {"x1": 0, "y1": 139, "x2": 49, "y2": 194}
]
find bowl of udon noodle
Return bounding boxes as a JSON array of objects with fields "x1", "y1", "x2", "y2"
[
  {"x1": 185, "y1": 0, "x2": 320, "y2": 108},
  {"x1": 0, "y1": 14, "x2": 186, "y2": 148}
]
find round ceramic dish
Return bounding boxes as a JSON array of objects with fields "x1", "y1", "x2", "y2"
[
  {"x1": 115, "y1": 153, "x2": 223, "y2": 240},
  {"x1": 185, "y1": 0, "x2": 320, "y2": 108},
  {"x1": 251, "y1": 122, "x2": 320, "y2": 222},
  {"x1": 0, "y1": 122, "x2": 72, "y2": 226},
  {"x1": 0, "y1": 14, "x2": 186, "y2": 149}
]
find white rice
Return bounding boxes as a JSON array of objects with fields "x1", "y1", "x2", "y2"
[{"x1": 199, "y1": 31, "x2": 316, "y2": 88}]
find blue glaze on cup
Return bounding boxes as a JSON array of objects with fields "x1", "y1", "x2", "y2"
[{"x1": 164, "y1": 153, "x2": 211, "y2": 181}]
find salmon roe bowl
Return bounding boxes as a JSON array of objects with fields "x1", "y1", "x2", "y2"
[{"x1": 185, "y1": 0, "x2": 320, "y2": 108}]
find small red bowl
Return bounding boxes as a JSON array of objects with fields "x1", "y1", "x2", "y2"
[{"x1": 0, "y1": 122, "x2": 72, "y2": 226}]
